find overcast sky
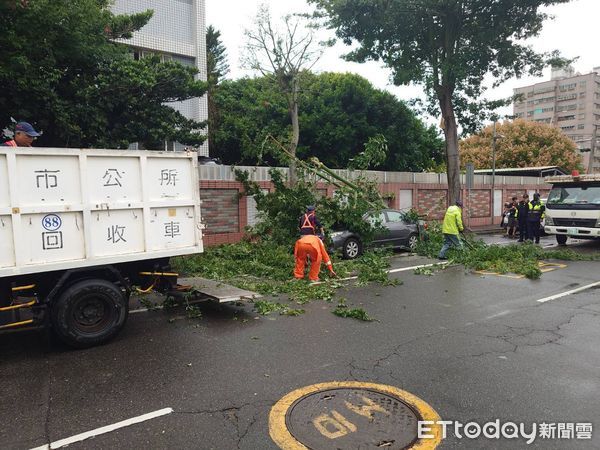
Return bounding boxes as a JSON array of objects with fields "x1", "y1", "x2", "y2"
[{"x1": 207, "y1": 0, "x2": 599, "y2": 124}]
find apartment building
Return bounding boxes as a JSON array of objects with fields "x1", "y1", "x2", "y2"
[
  {"x1": 513, "y1": 66, "x2": 600, "y2": 172},
  {"x1": 110, "y1": 0, "x2": 209, "y2": 155}
]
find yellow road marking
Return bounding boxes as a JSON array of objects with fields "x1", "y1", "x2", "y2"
[
  {"x1": 475, "y1": 262, "x2": 567, "y2": 279},
  {"x1": 269, "y1": 381, "x2": 442, "y2": 450}
]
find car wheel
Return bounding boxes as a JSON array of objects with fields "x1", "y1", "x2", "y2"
[
  {"x1": 556, "y1": 234, "x2": 567, "y2": 246},
  {"x1": 407, "y1": 233, "x2": 419, "y2": 252},
  {"x1": 342, "y1": 237, "x2": 362, "y2": 260}
]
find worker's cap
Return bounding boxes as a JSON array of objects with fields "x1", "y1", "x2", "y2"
[
  {"x1": 306, "y1": 205, "x2": 316, "y2": 211},
  {"x1": 15, "y1": 122, "x2": 41, "y2": 137},
  {"x1": 455, "y1": 200, "x2": 463, "y2": 207}
]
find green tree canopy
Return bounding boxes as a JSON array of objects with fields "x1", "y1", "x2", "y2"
[
  {"x1": 0, "y1": 0, "x2": 206, "y2": 148},
  {"x1": 206, "y1": 25, "x2": 229, "y2": 151},
  {"x1": 309, "y1": 0, "x2": 572, "y2": 203},
  {"x1": 211, "y1": 72, "x2": 443, "y2": 171}
]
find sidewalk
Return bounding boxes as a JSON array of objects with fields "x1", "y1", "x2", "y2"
[{"x1": 465, "y1": 225, "x2": 504, "y2": 235}]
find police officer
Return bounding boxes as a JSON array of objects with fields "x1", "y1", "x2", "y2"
[
  {"x1": 527, "y1": 193, "x2": 545, "y2": 244},
  {"x1": 515, "y1": 194, "x2": 529, "y2": 242},
  {"x1": 298, "y1": 205, "x2": 324, "y2": 238}
]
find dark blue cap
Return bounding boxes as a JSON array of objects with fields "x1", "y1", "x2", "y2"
[
  {"x1": 15, "y1": 122, "x2": 41, "y2": 137},
  {"x1": 455, "y1": 200, "x2": 464, "y2": 207},
  {"x1": 306, "y1": 205, "x2": 316, "y2": 212}
]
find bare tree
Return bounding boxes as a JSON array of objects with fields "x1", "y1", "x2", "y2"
[{"x1": 243, "y1": 5, "x2": 322, "y2": 185}]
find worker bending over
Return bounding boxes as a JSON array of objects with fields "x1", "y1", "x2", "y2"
[{"x1": 294, "y1": 234, "x2": 336, "y2": 282}]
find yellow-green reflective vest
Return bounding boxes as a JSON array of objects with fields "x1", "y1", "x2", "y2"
[{"x1": 442, "y1": 205, "x2": 464, "y2": 235}]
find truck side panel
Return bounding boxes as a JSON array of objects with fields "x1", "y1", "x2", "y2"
[{"x1": 0, "y1": 148, "x2": 203, "y2": 278}]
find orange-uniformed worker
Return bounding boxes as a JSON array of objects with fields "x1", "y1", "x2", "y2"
[
  {"x1": 294, "y1": 234, "x2": 336, "y2": 282},
  {"x1": 298, "y1": 205, "x2": 324, "y2": 237}
]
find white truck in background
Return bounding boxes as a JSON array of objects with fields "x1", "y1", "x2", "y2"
[
  {"x1": 544, "y1": 173, "x2": 600, "y2": 245},
  {"x1": 0, "y1": 148, "x2": 204, "y2": 347}
]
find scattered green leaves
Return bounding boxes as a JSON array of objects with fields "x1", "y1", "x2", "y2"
[
  {"x1": 332, "y1": 305, "x2": 373, "y2": 321},
  {"x1": 416, "y1": 224, "x2": 599, "y2": 279}
]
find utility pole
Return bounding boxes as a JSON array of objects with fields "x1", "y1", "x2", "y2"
[
  {"x1": 587, "y1": 124, "x2": 597, "y2": 174},
  {"x1": 491, "y1": 121, "x2": 497, "y2": 225}
]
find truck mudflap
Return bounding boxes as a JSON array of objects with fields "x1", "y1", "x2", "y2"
[{"x1": 173, "y1": 277, "x2": 262, "y2": 304}]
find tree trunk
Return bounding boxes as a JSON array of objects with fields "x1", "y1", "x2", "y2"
[
  {"x1": 288, "y1": 94, "x2": 300, "y2": 186},
  {"x1": 438, "y1": 90, "x2": 462, "y2": 205}
]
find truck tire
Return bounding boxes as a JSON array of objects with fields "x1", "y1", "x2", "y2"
[
  {"x1": 556, "y1": 235, "x2": 568, "y2": 246},
  {"x1": 51, "y1": 279, "x2": 128, "y2": 348}
]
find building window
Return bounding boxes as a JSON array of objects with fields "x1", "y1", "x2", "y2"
[
  {"x1": 541, "y1": 107, "x2": 554, "y2": 113},
  {"x1": 559, "y1": 83, "x2": 577, "y2": 91},
  {"x1": 557, "y1": 115, "x2": 576, "y2": 122},
  {"x1": 578, "y1": 124, "x2": 585, "y2": 129},
  {"x1": 514, "y1": 112, "x2": 524, "y2": 118},
  {"x1": 556, "y1": 104, "x2": 577, "y2": 112},
  {"x1": 527, "y1": 100, "x2": 534, "y2": 106},
  {"x1": 560, "y1": 125, "x2": 575, "y2": 131},
  {"x1": 580, "y1": 92, "x2": 586, "y2": 98},
  {"x1": 527, "y1": 111, "x2": 534, "y2": 117},
  {"x1": 535, "y1": 118, "x2": 552, "y2": 123},
  {"x1": 557, "y1": 93, "x2": 578, "y2": 101},
  {"x1": 580, "y1": 81, "x2": 587, "y2": 89},
  {"x1": 579, "y1": 113, "x2": 586, "y2": 119},
  {"x1": 535, "y1": 86, "x2": 555, "y2": 94},
  {"x1": 534, "y1": 96, "x2": 556, "y2": 104}
]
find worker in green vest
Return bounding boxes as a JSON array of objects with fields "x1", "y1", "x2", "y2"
[{"x1": 438, "y1": 200, "x2": 464, "y2": 260}]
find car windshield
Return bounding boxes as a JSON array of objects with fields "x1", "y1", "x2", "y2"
[{"x1": 547, "y1": 184, "x2": 600, "y2": 206}]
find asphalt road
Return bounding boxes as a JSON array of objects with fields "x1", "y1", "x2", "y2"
[{"x1": 1, "y1": 239, "x2": 599, "y2": 450}]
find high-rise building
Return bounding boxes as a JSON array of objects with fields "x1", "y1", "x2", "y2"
[
  {"x1": 110, "y1": 0, "x2": 209, "y2": 155},
  {"x1": 513, "y1": 66, "x2": 600, "y2": 172}
]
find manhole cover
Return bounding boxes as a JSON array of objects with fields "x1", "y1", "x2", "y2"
[
  {"x1": 269, "y1": 382, "x2": 442, "y2": 450},
  {"x1": 287, "y1": 388, "x2": 418, "y2": 449}
]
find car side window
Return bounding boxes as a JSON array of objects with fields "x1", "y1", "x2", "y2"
[
  {"x1": 385, "y1": 211, "x2": 404, "y2": 223},
  {"x1": 367, "y1": 212, "x2": 386, "y2": 226}
]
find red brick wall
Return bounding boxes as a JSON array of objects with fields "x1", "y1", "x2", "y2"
[
  {"x1": 417, "y1": 189, "x2": 448, "y2": 220},
  {"x1": 469, "y1": 190, "x2": 491, "y2": 218},
  {"x1": 197, "y1": 179, "x2": 549, "y2": 246},
  {"x1": 200, "y1": 188, "x2": 240, "y2": 234}
]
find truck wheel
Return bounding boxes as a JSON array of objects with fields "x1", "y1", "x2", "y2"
[
  {"x1": 556, "y1": 235, "x2": 568, "y2": 246},
  {"x1": 51, "y1": 279, "x2": 128, "y2": 348}
]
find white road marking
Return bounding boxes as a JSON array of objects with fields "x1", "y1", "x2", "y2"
[
  {"x1": 536, "y1": 281, "x2": 600, "y2": 304},
  {"x1": 485, "y1": 310, "x2": 512, "y2": 320},
  {"x1": 388, "y1": 262, "x2": 449, "y2": 274},
  {"x1": 316, "y1": 262, "x2": 449, "y2": 284},
  {"x1": 30, "y1": 407, "x2": 173, "y2": 450}
]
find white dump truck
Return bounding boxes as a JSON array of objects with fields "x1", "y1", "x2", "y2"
[
  {"x1": 544, "y1": 173, "x2": 600, "y2": 245},
  {"x1": 0, "y1": 147, "x2": 208, "y2": 347}
]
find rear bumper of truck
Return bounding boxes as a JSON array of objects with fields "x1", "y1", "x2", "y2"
[{"x1": 545, "y1": 226, "x2": 600, "y2": 239}]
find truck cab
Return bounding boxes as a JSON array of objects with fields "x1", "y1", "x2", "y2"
[{"x1": 544, "y1": 173, "x2": 600, "y2": 245}]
